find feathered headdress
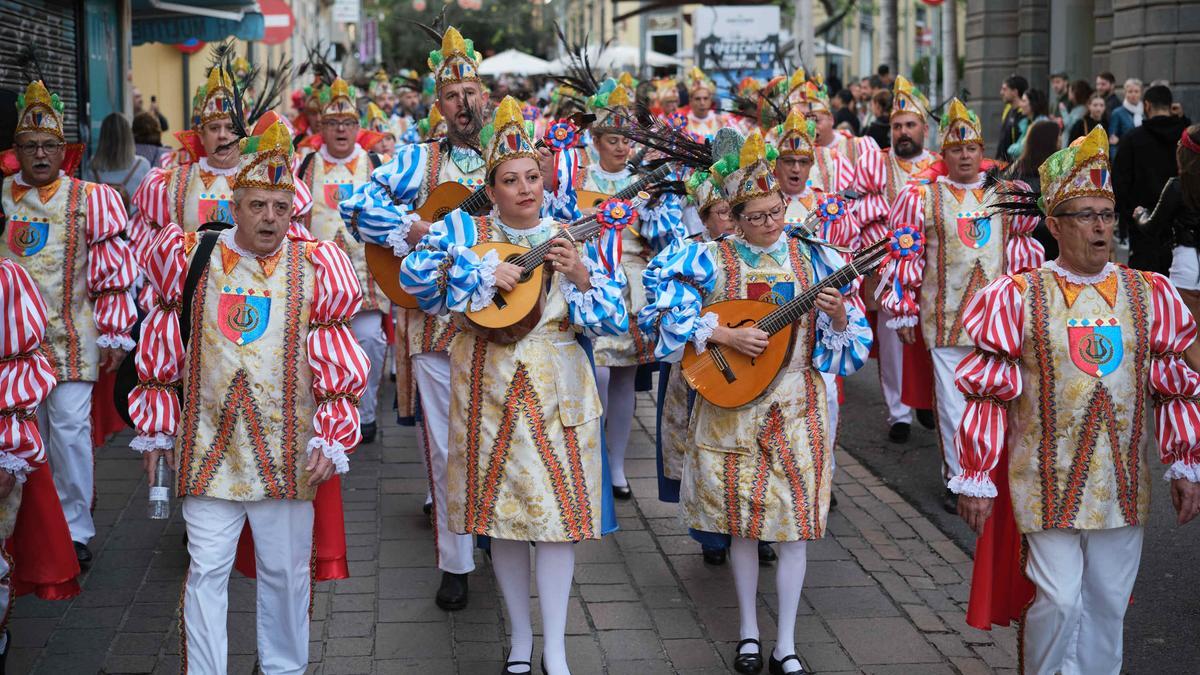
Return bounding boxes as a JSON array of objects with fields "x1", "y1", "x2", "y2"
[
  {"x1": 787, "y1": 69, "x2": 830, "y2": 114},
  {"x1": 552, "y1": 22, "x2": 606, "y2": 106},
  {"x1": 234, "y1": 116, "x2": 296, "y2": 194},
  {"x1": 711, "y1": 130, "x2": 779, "y2": 206},
  {"x1": 775, "y1": 110, "x2": 817, "y2": 158},
  {"x1": 588, "y1": 78, "x2": 635, "y2": 133},
  {"x1": 15, "y1": 81, "x2": 65, "y2": 142},
  {"x1": 654, "y1": 77, "x2": 679, "y2": 104},
  {"x1": 685, "y1": 128, "x2": 742, "y2": 212},
  {"x1": 362, "y1": 102, "x2": 392, "y2": 136},
  {"x1": 684, "y1": 66, "x2": 717, "y2": 95},
  {"x1": 940, "y1": 98, "x2": 983, "y2": 149},
  {"x1": 480, "y1": 96, "x2": 537, "y2": 174},
  {"x1": 1040, "y1": 125, "x2": 1113, "y2": 215},
  {"x1": 189, "y1": 42, "x2": 239, "y2": 128},
  {"x1": 418, "y1": 106, "x2": 447, "y2": 141},
  {"x1": 425, "y1": 27, "x2": 482, "y2": 89},
  {"x1": 891, "y1": 75, "x2": 929, "y2": 121},
  {"x1": 320, "y1": 77, "x2": 358, "y2": 119}
]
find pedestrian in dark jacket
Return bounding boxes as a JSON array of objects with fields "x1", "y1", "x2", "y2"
[
  {"x1": 865, "y1": 90, "x2": 891, "y2": 149},
  {"x1": 995, "y1": 74, "x2": 1028, "y2": 162},
  {"x1": 1113, "y1": 85, "x2": 1193, "y2": 273}
]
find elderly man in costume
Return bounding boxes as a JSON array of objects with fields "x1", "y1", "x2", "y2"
[
  {"x1": 782, "y1": 71, "x2": 860, "y2": 194},
  {"x1": 131, "y1": 61, "x2": 312, "y2": 265},
  {"x1": 855, "y1": 75, "x2": 941, "y2": 443},
  {"x1": 880, "y1": 99, "x2": 1043, "y2": 514},
  {"x1": 339, "y1": 26, "x2": 505, "y2": 612},
  {"x1": 951, "y1": 126, "x2": 1200, "y2": 675},
  {"x1": 684, "y1": 67, "x2": 727, "y2": 140},
  {"x1": 0, "y1": 80, "x2": 137, "y2": 565},
  {"x1": 296, "y1": 76, "x2": 388, "y2": 443},
  {"x1": 130, "y1": 118, "x2": 368, "y2": 675}
]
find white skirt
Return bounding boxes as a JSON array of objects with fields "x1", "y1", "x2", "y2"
[{"x1": 1169, "y1": 245, "x2": 1200, "y2": 291}]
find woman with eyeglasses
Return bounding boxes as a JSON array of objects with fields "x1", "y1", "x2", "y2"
[
  {"x1": 641, "y1": 131, "x2": 871, "y2": 675},
  {"x1": 400, "y1": 97, "x2": 627, "y2": 675}
]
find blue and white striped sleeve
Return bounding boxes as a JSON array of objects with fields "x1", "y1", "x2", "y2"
[
  {"x1": 399, "y1": 208, "x2": 483, "y2": 315},
  {"x1": 560, "y1": 246, "x2": 629, "y2": 337},
  {"x1": 637, "y1": 192, "x2": 687, "y2": 254},
  {"x1": 638, "y1": 241, "x2": 720, "y2": 360},
  {"x1": 808, "y1": 240, "x2": 872, "y2": 376},
  {"x1": 542, "y1": 147, "x2": 582, "y2": 222},
  {"x1": 338, "y1": 143, "x2": 429, "y2": 256}
]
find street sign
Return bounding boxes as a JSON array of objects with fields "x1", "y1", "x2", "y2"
[
  {"x1": 693, "y1": 5, "x2": 781, "y2": 100},
  {"x1": 259, "y1": 0, "x2": 295, "y2": 45},
  {"x1": 333, "y1": 0, "x2": 360, "y2": 24}
]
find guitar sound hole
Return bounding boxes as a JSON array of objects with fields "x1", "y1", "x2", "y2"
[
  {"x1": 434, "y1": 208, "x2": 451, "y2": 220},
  {"x1": 506, "y1": 254, "x2": 532, "y2": 283}
]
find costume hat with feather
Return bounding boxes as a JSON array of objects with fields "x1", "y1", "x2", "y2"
[
  {"x1": 428, "y1": 27, "x2": 481, "y2": 90},
  {"x1": 1040, "y1": 125, "x2": 1113, "y2": 214},
  {"x1": 320, "y1": 77, "x2": 358, "y2": 119},
  {"x1": 15, "y1": 81, "x2": 65, "y2": 141},
  {"x1": 891, "y1": 75, "x2": 929, "y2": 122},
  {"x1": 940, "y1": 98, "x2": 983, "y2": 149},
  {"x1": 234, "y1": 118, "x2": 296, "y2": 194},
  {"x1": 481, "y1": 96, "x2": 537, "y2": 175},
  {"x1": 588, "y1": 78, "x2": 635, "y2": 133},
  {"x1": 685, "y1": 66, "x2": 717, "y2": 95},
  {"x1": 775, "y1": 110, "x2": 817, "y2": 158},
  {"x1": 711, "y1": 130, "x2": 780, "y2": 206}
]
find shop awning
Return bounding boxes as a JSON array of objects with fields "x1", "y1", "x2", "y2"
[{"x1": 132, "y1": 0, "x2": 264, "y2": 45}]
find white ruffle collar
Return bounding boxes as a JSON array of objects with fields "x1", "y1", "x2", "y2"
[
  {"x1": 199, "y1": 157, "x2": 239, "y2": 176},
  {"x1": 319, "y1": 144, "x2": 366, "y2": 166},
  {"x1": 590, "y1": 164, "x2": 631, "y2": 181},
  {"x1": 737, "y1": 234, "x2": 787, "y2": 256},
  {"x1": 937, "y1": 172, "x2": 986, "y2": 190},
  {"x1": 494, "y1": 214, "x2": 557, "y2": 243},
  {"x1": 219, "y1": 226, "x2": 286, "y2": 259},
  {"x1": 1043, "y1": 259, "x2": 1115, "y2": 285}
]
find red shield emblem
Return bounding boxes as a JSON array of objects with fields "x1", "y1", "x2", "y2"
[
  {"x1": 324, "y1": 182, "x2": 355, "y2": 209},
  {"x1": 956, "y1": 211, "x2": 992, "y2": 249},
  {"x1": 1067, "y1": 318, "x2": 1123, "y2": 378}
]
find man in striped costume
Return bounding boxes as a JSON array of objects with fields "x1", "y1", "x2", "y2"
[
  {"x1": 0, "y1": 80, "x2": 137, "y2": 565},
  {"x1": 952, "y1": 126, "x2": 1200, "y2": 675},
  {"x1": 129, "y1": 119, "x2": 368, "y2": 675}
]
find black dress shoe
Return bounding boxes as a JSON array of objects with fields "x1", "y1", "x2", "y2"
[
  {"x1": 757, "y1": 541, "x2": 776, "y2": 564},
  {"x1": 612, "y1": 484, "x2": 632, "y2": 500},
  {"x1": 768, "y1": 652, "x2": 805, "y2": 674},
  {"x1": 888, "y1": 422, "x2": 911, "y2": 443},
  {"x1": 73, "y1": 541, "x2": 92, "y2": 566},
  {"x1": 733, "y1": 638, "x2": 764, "y2": 674},
  {"x1": 422, "y1": 500, "x2": 433, "y2": 516},
  {"x1": 942, "y1": 488, "x2": 958, "y2": 515},
  {"x1": 360, "y1": 421, "x2": 378, "y2": 444},
  {"x1": 830, "y1": 492, "x2": 839, "y2": 509},
  {"x1": 435, "y1": 571, "x2": 469, "y2": 611},
  {"x1": 702, "y1": 546, "x2": 727, "y2": 565},
  {"x1": 916, "y1": 408, "x2": 935, "y2": 429}
]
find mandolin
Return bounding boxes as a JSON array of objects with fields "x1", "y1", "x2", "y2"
[
  {"x1": 365, "y1": 113, "x2": 595, "y2": 309},
  {"x1": 463, "y1": 174, "x2": 666, "y2": 344},
  {"x1": 680, "y1": 237, "x2": 892, "y2": 409}
]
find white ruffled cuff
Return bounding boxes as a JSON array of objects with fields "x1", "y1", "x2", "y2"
[
  {"x1": 948, "y1": 473, "x2": 998, "y2": 498},
  {"x1": 0, "y1": 453, "x2": 32, "y2": 482},
  {"x1": 385, "y1": 211, "x2": 421, "y2": 258},
  {"x1": 557, "y1": 263, "x2": 608, "y2": 316},
  {"x1": 1164, "y1": 460, "x2": 1200, "y2": 483},
  {"x1": 468, "y1": 248, "x2": 501, "y2": 312},
  {"x1": 885, "y1": 314, "x2": 919, "y2": 330},
  {"x1": 98, "y1": 333, "x2": 136, "y2": 351},
  {"x1": 543, "y1": 188, "x2": 572, "y2": 215},
  {"x1": 691, "y1": 312, "x2": 719, "y2": 353},
  {"x1": 131, "y1": 433, "x2": 174, "y2": 454},
  {"x1": 307, "y1": 437, "x2": 350, "y2": 475},
  {"x1": 817, "y1": 309, "x2": 869, "y2": 351}
]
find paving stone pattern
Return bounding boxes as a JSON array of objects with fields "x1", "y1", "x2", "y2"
[{"x1": 10, "y1": 387, "x2": 1019, "y2": 674}]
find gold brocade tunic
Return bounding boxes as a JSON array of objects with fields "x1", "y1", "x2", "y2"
[
  {"x1": 1008, "y1": 268, "x2": 1154, "y2": 532},
  {"x1": 683, "y1": 238, "x2": 833, "y2": 542},
  {"x1": 917, "y1": 181, "x2": 1008, "y2": 348},
  {"x1": 177, "y1": 236, "x2": 319, "y2": 501},
  {"x1": 445, "y1": 221, "x2": 604, "y2": 542},
  {"x1": 166, "y1": 162, "x2": 236, "y2": 231},
  {"x1": 0, "y1": 178, "x2": 98, "y2": 381},
  {"x1": 303, "y1": 148, "x2": 383, "y2": 312}
]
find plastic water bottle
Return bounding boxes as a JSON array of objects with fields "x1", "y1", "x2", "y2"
[{"x1": 148, "y1": 455, "x2": 172, "y2": 520}]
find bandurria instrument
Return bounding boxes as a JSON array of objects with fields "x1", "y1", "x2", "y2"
[
  {"x1": 680, "y1": 237, "x2": 892, "y2": 409},
  {"x1": 463, "y1": 168, "x2": 669, "y2": 343},
  {"x1": 365, "y1": 113, "x2": 594, "y2": 309}
]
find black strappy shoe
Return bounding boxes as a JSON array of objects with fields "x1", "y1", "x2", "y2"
[
  {"x1": 768, "y1": 652, "x2": 805, "y2": 674},
  {"x1": 501, "y1": 651, "x2": 531, "y2": 674},
  {"x1": 733, "y1": 638, "x2": 764, "y2": 674}
]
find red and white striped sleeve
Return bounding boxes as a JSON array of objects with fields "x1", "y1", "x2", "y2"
[
  {"x1": 129, "y1": 167, "x2": 172, "y2": 266},
  {"x1": 305, "y1": 240, "x2": 369, "y2": 473},
  {"x1": 830, "y1": 149, "x2": 855, "y2": 193},
  {"x1": 950, "y1": 275, "x2": 1026, "y2": 497},
  {"x1": 85, "y1": 183, "x2": 137, "y2": 351},
  {"x1": 1147, "y1": 272, "x2": 1200, "y2": 481},
  {"x1": 0, "y1": 260, "x2": 56, "y2": 478},
  {"x1": 292, "y1": 174, "x2": 313, "y2": 221},
  {"x1": 853, "y1": 149, "x2": 890, "y2": 244},
  {"x1": 879, "y1": 182, "x2": 927, "y2": 327},
  {"x1": 128, "y1": 225, "x2": 187, "y2": 453},
  {"x1": 1004, "y1": 212, "x2": 1046, "y2": 275}
]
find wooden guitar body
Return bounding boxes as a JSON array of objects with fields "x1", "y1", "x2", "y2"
[
  {"x1": 463, "y1": 241, "x2": 549, "y2": 344},
  {"x1": 364, "y1": 181, "x2": 475, "y2": 309},
  {"x1": 680, "y1": 299, "x2": 798, "y2": 409}
]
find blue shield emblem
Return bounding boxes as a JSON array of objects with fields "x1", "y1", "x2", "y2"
[
  {"x1": 218, "y1": 286, "x2": 272, "y2": 346},
  {"x1": 1067, "y1": 318, "x2": 1123, "y2": 378}
]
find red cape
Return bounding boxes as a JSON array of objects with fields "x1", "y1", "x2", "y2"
[
  {"x1": 91, "y1": 370, "x2": 128, "y2": 447},
  {"x1": 900, "y1": 329, "x2": 935, "y2": 410},
  {"x1": 7, "y1": 466, "x2": 82, "y2": 600},
  {"x1": 965, "y1": 452, "x2": 1036, "y2": 630},
  {"x1": 233, "y1": 476, "x2": 349, "y2": 581}
]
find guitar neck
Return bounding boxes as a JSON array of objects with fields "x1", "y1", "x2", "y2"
[{"x1": 754, "y1": 241, "x2": 889, "y2": 336}]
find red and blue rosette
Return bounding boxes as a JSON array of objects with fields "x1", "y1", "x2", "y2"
[
  {"x1": 816, "y1": 193, "x2": 848, "y2": 226},
  {"x1": 875, "y1": 224, "x2": 924, "y2": 302},
  {"x1": 545, "y1": 119, "x2": 580, "y2": 151},
  {"x1": 596, "y1": 198, "x2": 637, "y2": 231},
  {"x1": 667, "y1": 111, "x2": 687, "y2": 131}
]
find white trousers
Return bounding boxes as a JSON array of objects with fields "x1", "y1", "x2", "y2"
[
  {"x1": 1023, "y1": 526, "x2": 1144, "y2": 675},
  {"x1": 351, "y1": 310, "x2": 387, "y2": 426},
  {"x1": 35, "y1": 381, "x2": 94, "y2": 544},
  {"x1": 930, "y1": 346, "x2": 972, "y2": 485},
  {"x1": 181, "y1": 497, "x2": 314, "y2": 675},
  {"x1": 412, "y1": 352, "x2": 475, "y2": 575},
  {"x1": 876, "y1": 311, "x2": 912, "y2": 426}
]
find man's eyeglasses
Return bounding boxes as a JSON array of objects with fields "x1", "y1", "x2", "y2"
[
  {"x1": 740, "y1": 203, "x2": 786, "y2": 227},
  {"x1": 1056, "y1": 210, "x2": 1117, "y2": 226},
  {"x1": 16, "y1": 141, "x2": 65, "y2": 156},
  {"x1": 321, "y1": 119, "x2": 358, "y2": 130}
]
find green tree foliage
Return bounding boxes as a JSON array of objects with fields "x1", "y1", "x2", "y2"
[{"x1": 380, "y1": 1, "x2": 555, "y2": 71}]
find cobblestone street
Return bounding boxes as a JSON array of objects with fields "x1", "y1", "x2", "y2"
[{"x1": 9, "y1": 365, "x2": 1018, "y2": 674}]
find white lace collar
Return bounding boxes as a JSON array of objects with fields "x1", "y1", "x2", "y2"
[
  {"x1": 737, "y1": 234, "x2": 787, "y2": 256},
  {"x1": 14, "y1": 170, "x2": 65, "y2": 187},
  {"x1": 937, "y1": 172, "x2": 986, "y2": 190},
  {"x1": 494, "y1": 214, "x2": 556, "y2": 242},
  {"x1": 219, "y1": 227, "x2": 286, "y2": 259},
  {"x1": 1043, "y1": 259, "x2": 1115, "y2": 285},
  {"x1": 319, "y1": 144, "x2": 366, "y2": 166},
  {"x1": 199, "y1": 157, "x2": 239, "y2": 176},
  {"x1": 783, "y1": 186, "x2": 813, "y2": 201},
  {"x1": 589, "y1": 164, "x2": 630, "y2": 181}
]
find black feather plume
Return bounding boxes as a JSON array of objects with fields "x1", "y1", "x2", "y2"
[
  {"x1": 15, "y1": 43, "x2": 46, "y2": 83},
  {"x1": 408, "y1": 5, "x2": 450, "y2": 47},
  {"x1": 606, "y1": 106, "x2": 713, "y2": 172},
  {"x1": 552, "y1": 22, "x2": 605, "y2": 99},
  {"x1": 984, "y1": 172, "x2": 1044, "y2": 217}
]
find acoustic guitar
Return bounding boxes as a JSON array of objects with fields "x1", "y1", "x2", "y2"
[
  {"x1": 680, "y1": 237, "x2": 892, "y2": 409},
  {"x1": 365, "y1": 113, "x2": 595, "y2": 309}
]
